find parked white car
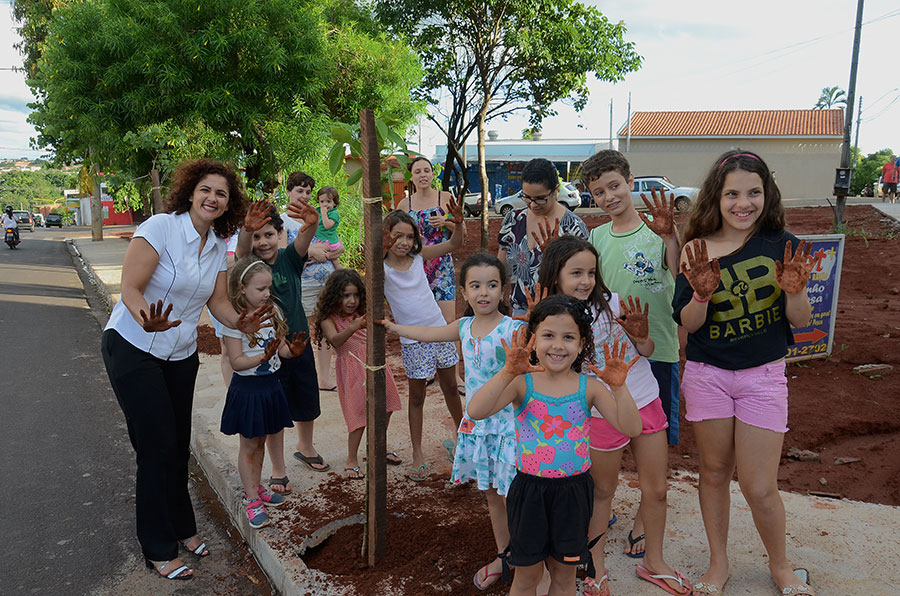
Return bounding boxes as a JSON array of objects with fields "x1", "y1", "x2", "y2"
[
  {"x1": 493, "y1": 182, "x2": 581, "y2": 216},
  {"x1": 631, "y1": 176, "x2": 697, "y2": 212}
]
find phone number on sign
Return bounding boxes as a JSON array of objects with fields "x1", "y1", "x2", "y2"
[{"x1": 787, "y1": 343, "x2": 828, "y2": 358}]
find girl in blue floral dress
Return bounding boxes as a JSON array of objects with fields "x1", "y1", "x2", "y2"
[{"x1": 381, "y1": 252, "x2": 522, "y2": 591}]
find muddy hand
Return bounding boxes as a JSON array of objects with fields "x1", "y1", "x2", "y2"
[
  {"x1": 382, "y1": 226, "x2": 401, "y2": 252},
  {"x1": 530, "y1": 217, "x2": 560, "y2": 251},
  {"x1": 587, "y1": 339, "x2": 639, "y2": 387},
  {"x1": 500, "y1": 328, "x2": 545, "y2": 376},
  {"x1": 681, "y1": 239, "x2": 721, "y2": 301},
  {"x1": 638, "y1": 187, "x2": 675, "y2": 237},
  {"x1": 352, "y1": 315, "x2": 367, "y2": 331},
  {"x1": 445, "y1": 196, "x2": 464, "y2": 225},
  {"x1": 244, "y1": 199, "x2": 273, "y2": 233},
  {"x1": 775, "y1": 239, "x2": 814, "y2": 294},
  {"x1": 615, "y1": 296, "x2": 649, "y2": 340},
  {"x1": 260, "y1": 337, "x2": 280, "y2": 364},
  {"x1": 375, "y1": 318, "x2": 396, "y2": 333},
  {"x1": 512, "y1": 283, "x2": 548, "y2": 322},
  {"x1": 237, "y1": 303, "x2": 274, "y2": 334},
  {"x1": 287, "y1": 332, "x2": 309, "y2": 357},
  {"x1": 139, "y1": 300, "x2": 182, "y2": 332},
  {"x1": 286, "y1": 200, "x2": 318, "y2": 227}
]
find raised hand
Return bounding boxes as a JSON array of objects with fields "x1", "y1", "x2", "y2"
[
  {"x1": 445, "y1": 195, "x2": 464, "y2": 225},
  {"x1": 236, "y1": 303, "x2": 274, "y2": 334},
  {"x1": 775, "y1": 239, "x2": 814, "y2": 295},
  {"x1": 259, "y1": 337, "x2": 280, "y2": 364},
  {"x1": 638, "y1": 187, "x2": 675, "y2": 237},
  {"x1": 531, "y1": 217, "x2": 560, "y2": 251},
  {"x1": 615, "y1": 296, "x2": 649, "y2": 340},
  {"x1": 286, "y1": 200, "x2": 318, "y2": 228},
  {"x1": 286, "y1": 332, "x2": 310, "y2": 357},
  {"x1": 681, "y1": 239, "x2": 721, "y2": 301},
  {"x1": 244, "y1": 199, "x2": 273, "y2": 233},
  {"x1": 139, "y1": 299, "x2": 182, "y2": 332},
  {"x1": 587, "y1": 339, "x2": 639, "y2": 387},
  {"x1": 512, "y1": 283, "x2": 548, "y2": 322},
  {"x1": 500, "y1": 328, "x2": 545, "y2": 376},
  {"x1": 382, "y1": 226, "x2": 400, "y2": 252}
]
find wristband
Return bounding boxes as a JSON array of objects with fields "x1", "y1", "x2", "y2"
[{"x1": 692, "y1": 292, "x2": 711, "y2": 303}]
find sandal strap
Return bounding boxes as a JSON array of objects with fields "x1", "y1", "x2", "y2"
[
  {"x1": 782, "y1": 586, "x2": 813, "y2": 595},
  {"x1": 166, "y1": 564, "x2": 190, "y2": 579},
  {"x1": 189, "y1": 542, "x2": 206, "y2": 555},
  {"x1": 648, "y1": 572, "x2": 685, "y2": 588}
]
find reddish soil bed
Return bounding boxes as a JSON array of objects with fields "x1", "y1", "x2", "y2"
[{"x1": 195, "y1": 205, "x2": 900, "y2": 595}]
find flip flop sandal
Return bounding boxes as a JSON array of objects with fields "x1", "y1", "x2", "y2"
[
  {"x1": 608, "y1": 513, "x2": 617, "y2": 527},
  {"x1": 181, "y1": 537, "x2": 209, "y2": 557},
  {"x1": 268, "y1": 476, "x2": 291, "y2": 494},
  {"x1": 472, "y1": 561, "x2": 502, "y2": 591},
  {"x1": 442, "y1": 439, "x2": 456, "y2": 463},
  {"x1": 692, "y1": 581, "x2": 724, "y2": 594},
  {"x1": 584, "y1": 571, "x2": 610, "y2": 596},
  {"x1": 406, "y1": 463, "x2": 429, "y2": 482},
  {"x1": 386, "y1": 451, "x2": 403, "y2": 466},
  {"x1": 293, "y1": 451, "x2": 331, "y2": 472},
  {"x1": 779, "y1": 569, "x2": 814, "y2": 595},
  {"x1": 145, "y1": 558, "x2": 193, "y2": 580},
  {"x1": 343, "y1": 466, "x2": 365, "y2": 480},
  {"x1": 635, "y1": 564, "x2": 691, "y2": 595},
  {"x1": 625, "y1": 529, "x2": 646, "y2": 558}
]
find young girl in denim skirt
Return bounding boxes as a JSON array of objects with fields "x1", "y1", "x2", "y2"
[
  {"x1": 382, "y1": 252, "x2": 522, "y2": 590},
  {"x1": 468, "y1": 295, "x2": 641, "y2": 596},
  {"x1": 220, "y1": 257, "x2": 311, "y2": 529},
  {"x1": 382, "y1": 203, "x2": 465, "y2": 481},
  {"x1": 675, "y1": 150, "x2": 815, "y2": 595}
]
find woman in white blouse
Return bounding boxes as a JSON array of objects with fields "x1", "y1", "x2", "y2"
[{"x1": 102, "y1": 159, "x2": 270, "y2": 581}]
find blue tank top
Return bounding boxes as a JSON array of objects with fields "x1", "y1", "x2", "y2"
[{"x1": 513, "y1": 374, "x2": 591, "y2": 477}]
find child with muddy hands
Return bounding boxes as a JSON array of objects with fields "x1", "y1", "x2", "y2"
[
  {"x1": 220, "y1": 257, "x2": 312, "y2": 529},
  {"x1": 532, "y1": 235, "x2": 691, "y2": 596},
  {"x1": 379, "y1": 252, "x2": 524, "y2": 591},
  {"x1": 313, "y1": 269, "x2": 404, "y2": 480},
  {"x1": 674, "y1": 149, "x2": 815, "y2": 596},
  {"x1": 381, "y1": 201, "x2": 465, "y2": 483},
  {"x1": 467, "y1": 295, "x2": 641, "y2": 596}
]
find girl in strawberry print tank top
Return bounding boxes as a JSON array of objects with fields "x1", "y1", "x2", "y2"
[{"x1": 468, "y1": 296, "x2": 641, "y2": 595}]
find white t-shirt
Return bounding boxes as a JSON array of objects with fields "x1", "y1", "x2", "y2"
[
  {"x1": 587, "y1": 295, "x2": 660, "y2": 414},
  {"x1": 222, "y1": 324, "x2": 281, "y2": 376},
  {"x1": 384, "y1": 254, "x2": 447, "y2": 345},
  {"x1": 1, "y1": 213, "x2": 17, "y2": 229},
  {"x1": 105, "y1": 212, "x2": 227, "y2": 360}
]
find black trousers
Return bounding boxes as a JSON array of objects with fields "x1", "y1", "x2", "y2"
[{"x1": 102, "y1": 329, "x2": 199, "y2": 561}]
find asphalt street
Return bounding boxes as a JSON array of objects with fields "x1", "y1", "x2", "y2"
[{"x1": 0, "y1": 228, "x2": 274, "y2": 595}]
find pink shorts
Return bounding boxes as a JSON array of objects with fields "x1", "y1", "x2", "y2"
[
  {"x1": 589, "y1": 398, "x2": 669, "y2": 451},
  {"x1": 682, "y1": 360, "x2": 788, "y2": 433}
]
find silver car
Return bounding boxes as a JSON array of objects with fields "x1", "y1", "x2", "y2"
[
  {"x1": 631, "y1": 176, "x2": 697, "y2": 212},
  {"x1": 493, "y1": 182, "x2": 581, "y2": 216}
]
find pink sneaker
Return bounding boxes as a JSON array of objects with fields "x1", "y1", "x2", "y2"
[{"x1": 256, "y1": 484, "x2": 285, "y2": 507}]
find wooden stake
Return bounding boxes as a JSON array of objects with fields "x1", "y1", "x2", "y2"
[{"x1": 361, "y1": 109, "x2": 387, "y2": 567}]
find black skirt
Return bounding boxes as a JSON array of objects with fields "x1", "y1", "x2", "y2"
[{"x1": 220, "y1": 373, "x2": 294, "y2": 438}]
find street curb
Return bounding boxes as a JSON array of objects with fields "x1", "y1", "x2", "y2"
[{"x1": 67, "y1": 238, "x2": 117, "y2": 309}]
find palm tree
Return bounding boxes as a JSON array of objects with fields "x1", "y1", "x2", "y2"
[{"x1": 814, "y1": 86, "x2": 847, "y2": 109}]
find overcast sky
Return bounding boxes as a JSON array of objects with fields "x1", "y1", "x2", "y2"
[{"x1": 1, "y1": 1, "x2": 898, "y2": 161}]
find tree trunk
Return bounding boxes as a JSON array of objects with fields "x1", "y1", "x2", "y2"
[
  {"x1": 477, "y1": 109, "x2": 490, "y2": 249},
  {"x1": 360, "y1": 108, "x2": 387, "y2": 568},
  {"x1": 90, "y1": 162, "x2": 103, "y2": 242},
  {"x1": 150, "y1": 168, "x2": 163, "y2": 213}
]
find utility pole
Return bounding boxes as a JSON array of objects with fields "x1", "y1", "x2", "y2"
[
  {"x1": 835, "y1": 0, "x2": 864, "y2": 230},
  {"x1": 852, "y1": 96, "x2": 862, "y2": 166}
]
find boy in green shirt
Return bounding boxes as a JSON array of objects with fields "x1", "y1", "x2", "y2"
[{"x1": 582, "y1": 150, "x2": 682, "y2": 446}]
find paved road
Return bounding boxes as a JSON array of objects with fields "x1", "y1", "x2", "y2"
[{"x1": 0, "y1": 229, "x2": 274, "y2": 595}]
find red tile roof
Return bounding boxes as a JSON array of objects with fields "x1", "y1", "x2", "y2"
[{"x1": 618, "y1": 109, "x2": 844, "y2": 137}]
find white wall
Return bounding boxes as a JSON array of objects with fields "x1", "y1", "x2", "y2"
[{"x1": 621, "y1": 138, "x2": 842, "y2": 199}]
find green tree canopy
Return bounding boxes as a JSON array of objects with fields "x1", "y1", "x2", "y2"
[
  {"x1": 851, "y1": 148, "x2": 894, "y2": 196},
  {"x1": 374, "y1": 0, "x2": 641, "y2": 246},
  {"x1": 25, "y1": 0, "x2": 421, "y2": 196},
  {"x1": 814, "y1": 86, "x2": 847, "y2": 110}
]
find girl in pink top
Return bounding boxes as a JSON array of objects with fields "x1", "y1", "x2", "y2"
[{"x1": 313, "y1": 269, "x2": 403, "y2": 478}]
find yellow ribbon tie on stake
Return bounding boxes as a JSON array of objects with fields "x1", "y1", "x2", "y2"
[{"x1": 349, "y1": 351, "x2": 387, "y2": 372}]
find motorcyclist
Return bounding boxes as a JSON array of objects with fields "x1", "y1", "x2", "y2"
[{"x1": 2, "y1": 206, "x2": 20, "y2": 243}]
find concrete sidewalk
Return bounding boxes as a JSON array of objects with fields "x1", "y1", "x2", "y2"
[{"x1": 70, "y1": 233, "x2": 900, "y2": 596}]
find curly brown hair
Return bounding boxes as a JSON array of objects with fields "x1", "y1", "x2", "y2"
[
  {"x1": 683, "y1": 149, "x2": 785, "y2": 243},
  {"x1": 163, "y1": 158, "x2": 248, "y2": 238},
  {"x1": 579, "y1": 149, "x2": 631, "y2": 186},
  {"x1": 312, "y1": 269, "x2": 367, "y2": 348},
  {"x1": 526, "y1": 295, "x2": 595, "y2": 371}
]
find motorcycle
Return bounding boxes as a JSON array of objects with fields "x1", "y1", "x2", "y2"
[{"x1": 5, "y1": 227, "x2": 19, "y2": 249}]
